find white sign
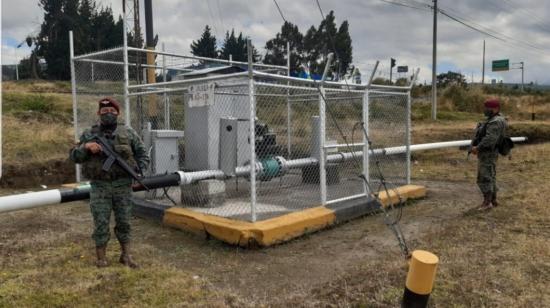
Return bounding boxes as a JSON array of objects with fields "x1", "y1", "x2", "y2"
[{"x1": 188, "y1": 83, "x2": 215, "y2": 107}]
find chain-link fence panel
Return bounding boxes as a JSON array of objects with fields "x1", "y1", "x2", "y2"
[
  {"x1": 251, "y1": 81, "x2": 321, "y2": 220},
  {"x1": 73, "y1": 48, "x2": 126, "y2": 137},
  {"x1": 324, "y1": 88, "x2": 366, "y2": 203},
  {"x1": 367, "y1": 90, "x2": 410, "y2": 190}
]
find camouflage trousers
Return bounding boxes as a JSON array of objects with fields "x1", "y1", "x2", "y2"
[
  {"x1": 89, "y1": 178, "x2": 134, "y2": 247},
  {"x1": 477, "y1": 151, "x2": 498, "y2": 195}
]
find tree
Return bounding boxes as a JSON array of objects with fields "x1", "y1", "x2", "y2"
[
  {"x1": 77, "y1": 0, "x2": 95, "y2": 52},
  {"x1": 437, "y1": 71, "x2": 466, "y2": 87},
  {"x1": 190, "y1": 25, "x2": 218, "y2": 58},
  {"x1": 264, "y1": 21, "x2": 303, "y2": 74},
  {"x1": 34, "y1": 0, "x2": 123, "y2": 80},
  {"x1": 334, "y1": 20, "x2": 352, "y2": 78},
  {"x1": 293, "y1": 11, "x2": 352, "y2": 78},
  {"x1": 91, "y1": 6, "x2": 122, "y2": 50},
  {"x1": 220, "y1": 30, "x2": 240, "y2": 60},
  {"x1": 220, "y1": 29, "x2": 259, "y2": 62},
  {"x1": 395, "y1": 77, "x2": 408, "y2": 86}
]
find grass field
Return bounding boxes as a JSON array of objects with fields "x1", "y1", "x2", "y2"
[{"x1": 1, "y1": 80, "x2": 549, "y2": 306}]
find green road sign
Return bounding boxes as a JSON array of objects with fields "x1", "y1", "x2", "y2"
[{"x1": 492, "y1": 59, "x2": 509, "y2": 71}]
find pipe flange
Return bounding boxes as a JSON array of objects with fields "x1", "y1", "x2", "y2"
[
  {"x1": 274, "y1": 156, "x2": 288, "y2": 176},
  {"x1": 176, "y1": 171, "x2": 192, "y2": 185}
]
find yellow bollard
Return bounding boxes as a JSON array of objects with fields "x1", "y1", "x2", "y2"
[{"x1": 402, "y1": 250, "x2": 439, "y2": 308}]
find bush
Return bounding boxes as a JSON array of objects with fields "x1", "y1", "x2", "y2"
[
  {"x1": 3, "y1": 93, "x2": 55, "y2": 113},
  {"x1": 441, "y1": 84, "x2": 485, "y2": 113}
]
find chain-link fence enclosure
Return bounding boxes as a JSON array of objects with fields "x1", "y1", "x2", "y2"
[{"x1": 72, "y1": 45, "x2": 414, "y2": 222}]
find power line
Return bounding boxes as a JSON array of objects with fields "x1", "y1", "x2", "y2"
[
  {"x1": 437, "y1": 9, "x2": 505, "y2": 42},
  {"x1": 379, "y1": 0, "x2": 550, "y2": 55},
  {"x1": 379, "y1": 0, "x2": 430, "y2": 11},
  {"x1": 273, "y1": 0, "x2": 287, "y2": 23},
  {"x1": 437, "y1": 3, "x2": 548, "y2": 51},
  {"x1": 499, "y1": 0, "x2": 550, "y2": 33},
  {"x1": 437, "y1": 5, "x2": 549, "y2": 54}
]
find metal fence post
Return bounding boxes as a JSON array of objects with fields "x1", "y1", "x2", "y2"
[
  {"x1": 319, "y1": 86, "x2": 327, "y2": 205},
  {"x1": 162, "y1": 43, "x2": 169, "y2": 129},
  {"x1": 406, "y1": 91, "x2": 411, "y2": 184},
  {"x1": 122, "y1": 4, "x2": 131, "y2": 127},
  {"x1": 364, "y1": 61, "x2": 379, "y2": 188},
  {"x1": 363, "y1": 90, "x2": 370, "y2": 190},
  {"x1": 406, "y1": 68, "x2": 419, "y2": 185},
  {"x1": 69, "y1": 31, "x2": 81, "y2": 183},
  {"x1": 286, "y1": 41, "x2": 292, "y2": 158},
  {"x1": 247, "y1": 39, "x2": 257, "y2": 222}
]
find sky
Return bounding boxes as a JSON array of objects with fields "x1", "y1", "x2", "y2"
[{"x1": 1, "y1": 0, "x2": 550, "y2": 84}]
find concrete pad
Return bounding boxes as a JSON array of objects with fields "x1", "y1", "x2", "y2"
[{"x1": 160, "y1": 184, "x2": 426, "y2": 247}]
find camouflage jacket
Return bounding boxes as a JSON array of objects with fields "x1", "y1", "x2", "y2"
[
  {"x1": 476, "y1": 113, "x2": 507, "y2": 153},
  {"x1": 70, "y1": 123, "x2": 150, "y2": 181}
]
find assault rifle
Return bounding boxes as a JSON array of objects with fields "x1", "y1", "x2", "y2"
[
  {"x1": 467, "y1": 122, "x2": 485, "y2": 160},
  {"x1": 91, "y1": 135, "x2": 149, "y2": 190}
]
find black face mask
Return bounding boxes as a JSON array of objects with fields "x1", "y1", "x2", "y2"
[
  {"x1": 484, "y1": 109, "x2": 494, "y2": 118},
  {"x1": 100, "y1": 112, "x2": 118, "y2": 126}
]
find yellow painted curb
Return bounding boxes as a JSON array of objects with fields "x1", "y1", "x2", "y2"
[
  {"x1": 163, "y1": 184, "x2": 426, "y2": 247},
  {"x1": 379, "y1": 184, "x2": 427, "y2": 207}
]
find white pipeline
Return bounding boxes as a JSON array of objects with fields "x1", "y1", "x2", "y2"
[
  {"x1": 0, "y1": 137, "x2": 527, "y2": 213},
  {"x1": 0, "y1": 190, "x2": 62, "y2": 213}
]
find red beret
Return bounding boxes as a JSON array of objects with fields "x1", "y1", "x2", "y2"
[
  {"x1": 484, "y1": 98, "x2": 500, "y2": 108},
  {"x1": 98, "y1": 97, "x2": 120, "y2": 113}
]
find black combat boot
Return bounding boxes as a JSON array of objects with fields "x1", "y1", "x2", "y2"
[
  {"x1": 95, "y1": 245, "x2": 109, "y2": 268},
  {"x1": 492, "y1": 192, "x2": 498, "y2": 207},
  {"x1": 478, "y1": 193, "x2": 493, "y2": 210},
  {"x1": 119, "y1": 242, "x2": 139, "y2": 269}
]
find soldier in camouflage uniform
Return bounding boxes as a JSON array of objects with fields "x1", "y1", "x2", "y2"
[
  {"x1": 70, "y1": 98, "x2": 150, "y2": 268},
  {"x1": 471, "y1": 98, "x2": 507, "y2": 210}
]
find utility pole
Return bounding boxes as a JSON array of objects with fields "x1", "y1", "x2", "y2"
[
  {"x1": 482, "y1": 40, "x2": 485, "y2": 84},
  {"x1": 431, "y1": 0, "x2": 438, "y2": 120},
  {"x1": 520, "y1": 61, "x2": 524, "y2": 91}
]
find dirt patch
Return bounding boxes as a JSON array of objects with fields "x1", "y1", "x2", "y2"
[
  {"x1": 0, "y1": 159, "x2": 75, "y2": 188},
  {"x1": 0, "y1": 179, "x2": 481, "y2": 307}
]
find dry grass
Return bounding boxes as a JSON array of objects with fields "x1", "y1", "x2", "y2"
[
  {"x1": 1, "y1": 143, "x2": 549, "y2": 307},
  {"x1": 2, "y1": 80, "x2": 72, "y2": 94},
  {"x1": 1, "y1": 80, "x2": 550, "y2": 306},
  {"x1": 2, "y1": 115, "x2": 73, "y2": 165},
  {"x1": 0, "y1": 205, "x2": 222, "y2": 307}
]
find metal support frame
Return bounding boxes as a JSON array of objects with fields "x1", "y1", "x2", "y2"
[
  {"x1": 406, "y1": 91, "x2": 412, "y2": 184},
  {"x1": 363, "y1": 61, "x2": 379, "y2": 189},
  {"x1": 72, "y1": 46, "x2": 124, "y2": 60},
  {"x1": 286, "y1": 41, "x2": 292, "y2": 158},
  {"x1": 363, "y1": 89, "x2": 369, "y2": 190},
  {"x1": 407, "y1": 69, "x2": 420, "y2": 184},
  {"x1": 122, "y1": 2, "x2": 131, "y2": 126},
  {"x1": 247, "y1": 39, "x2": 257, "y2": 222},
  {"x1": 126, "y1": 46, "x2": 287, "y2": 71},
  {"x1": 432, "y1": 0, "x2": 438, "y2": 120},
  {"x1": 319, "y1": 86, "x2": 327, "y2": 205},
  {"x1": 69, "y1": 31, "x2": 81, "y2": 183},
  {"x1": 162, "y1": 43, "x2": 169, "y2": 129}
]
